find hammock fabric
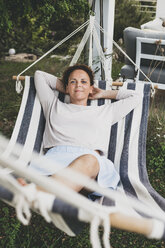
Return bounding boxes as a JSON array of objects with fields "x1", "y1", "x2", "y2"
[{"x1": 1, "y1": 76, "x2": 165, "y2": 237}]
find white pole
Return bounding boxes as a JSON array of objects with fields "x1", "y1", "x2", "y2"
[
  {"x1": 92, "y1": 0, "x2": 101, "y2": 79},
  {"x1": 103, "y1": 0, "x2": 115, "y2": 82},
  {"x1": 156, "y1": 0, "x2": 165, "y2": 19},
  {"x1": 92, "y1": 0, "x2": 115, "y2": 81}
]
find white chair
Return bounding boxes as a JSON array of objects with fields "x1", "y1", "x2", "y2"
[{"x1": 135, "y1": 37, "x2": 165, "y2": 90}]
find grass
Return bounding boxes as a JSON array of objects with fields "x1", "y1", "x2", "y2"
[
  {"x1": 0, "y1": 59, "x2": 165, "y2": 248},
  {"x1": 146, "y1": 91, "x2": 165, "y2": 197}
]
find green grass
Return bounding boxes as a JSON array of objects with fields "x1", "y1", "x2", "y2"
[
  {"x1": 146, "y1": 91, "x2": 165, "y2": 198},
  {"x1": 0, "y1": 59, "x2": 165, "y2": 248}
]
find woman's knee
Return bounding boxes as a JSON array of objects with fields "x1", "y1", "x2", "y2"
[
  {"x1": 82, "y1": 153, "x2": 98, "y2": 162},
  {"x1": 81, "y1": 154, "x2": 100, "y2": 177}
]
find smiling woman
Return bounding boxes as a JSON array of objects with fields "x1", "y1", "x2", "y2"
[
  {"x1": 66, "y1": 69, "x2": 93, "y2": 105},
  {"x1": 28, "y1": 63, "x2": 141, "y2": 199}
]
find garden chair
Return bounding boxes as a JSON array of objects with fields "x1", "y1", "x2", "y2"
[{"x1": 120, "y1": 27, "x2": 165, "y2": 90}]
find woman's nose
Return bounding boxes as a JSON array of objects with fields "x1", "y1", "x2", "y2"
[{"x1": 76, "y1": 81, "x2": 81, "y2": 87}]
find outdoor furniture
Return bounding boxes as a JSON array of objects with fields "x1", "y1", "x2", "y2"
[{"x1": 120, "y1": 27, "x2": 165, "y2": 89}]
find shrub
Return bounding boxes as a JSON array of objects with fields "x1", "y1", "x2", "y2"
[{"x1": 114, "y1": 0, "x2": 153, "y2": 41}]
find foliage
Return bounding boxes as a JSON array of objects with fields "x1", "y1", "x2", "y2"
[
  {"x1": 0, "y1": 58, "x2": 70, "y2": 138},
  {"x1": 114, "y1": 0, "x2": 152, "y2": 41},
  {"x1": 0, "y1": 204, "x2": 21, "y2": 247},
  {"x1": 146, "y1": 92, "x2": 165, "y2": 197},
  {"x1": 0, "y1": 0, "x2": 154, "y2": 57},
  {"x1": 0, "y1": 0, "x2": 89, "y2": 57}
]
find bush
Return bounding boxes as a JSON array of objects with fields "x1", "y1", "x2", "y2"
[
  {"x1": 114, "y1": 0, "x2": 153, "y2": 41},
  {"x1": 146, "y1": 92, "x2": 165, "y2": 197},
  {"x1": 0, "y1": 0, "x2": 89, "y2": 57}
]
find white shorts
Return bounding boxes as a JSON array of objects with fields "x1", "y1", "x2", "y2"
[{"x1": 29, "y1": 146, "x2": 120, "y2": 192}]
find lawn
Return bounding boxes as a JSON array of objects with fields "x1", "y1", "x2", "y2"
[{"x1": 0, "y1": 58, "x2": 165, "y2": 248}]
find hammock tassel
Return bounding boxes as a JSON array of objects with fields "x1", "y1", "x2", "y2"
[
  {"x1": 16, "y1": 75, "x2": 23, "y2": 94},
  {"x1": 151, "y1": 83, "x2": 156, "y2": 98}
]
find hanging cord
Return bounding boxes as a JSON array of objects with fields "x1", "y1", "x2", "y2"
[
  {"x1": 90, "y1": 216, "x2": 102, "y2": 248},
  {"x1": 90, "y1": 205, "x2": 115, "y2": 248},
  {"x1": 70, "y1": 16, "x2": 94, "y2": 66},
  {"x1": 15, "y1": 19, "x2": 90, "y2": 93},
  {"x1": 0, "y1": 172, "x2": 34, "y2": 225},
  {"x1": 89, "y1": 15, "x2": 95, "y2": 67},
  {"x1": 102, "y1": 213, "x2": 111, "y2": 248},
  {"x1": 16, "y1": 75, "x2": 23, "y2": 94},
  {"x1": 1, "y1": 136, "x2": 165, "y2": 245},
  {"x1": 1, "y1": 134, "x2": 165, "y2": 224},
  {"x1": 92, "y1": 23, "x2": 110, "y2": 84},
  {"x1": 94, "y1": 21, "x2": 156, "y2": 96}
]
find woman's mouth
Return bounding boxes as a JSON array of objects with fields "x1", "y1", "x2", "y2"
[{"x1": 75, "y1": 90, "x2": 82, "y2": 92}]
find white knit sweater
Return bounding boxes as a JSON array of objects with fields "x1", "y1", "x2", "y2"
[{"x1": 34, "y1": 70, "x2": 141, "y2": 155}]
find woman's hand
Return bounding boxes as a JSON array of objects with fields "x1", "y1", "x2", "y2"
[
  {"x1": 88, "y1": 87, "x2": 104, "y2": 100},
  {"x1": 89, "y1": 87, "x2": 118, "y2": 100}
]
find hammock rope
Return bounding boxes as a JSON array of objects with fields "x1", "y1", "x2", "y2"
[
  {"x1": 0, "y1": 135, "x2": 165, "y2": 246},
  {"x1": 69, "y1": 19, "x2": 92, "y2": 66},
  {"x1": 90, "y1": 216, "x2": 102, "y2": 248},
  {"x1": 88, "y1": 15, "x2": 94, "y2": 67},
  {"x1": 16, "y1": 19, "x2": 90, "y2": 93},
  {"x1": 94, "y1": 21, "x2": 156, "y2": 96},
  {"x1": 0, "y1": 135, "x2": 165, "y2": 223},
  {"x1": 15, "y1": 16, "x2": 156, "y2": 96},
  {"x1": 0, "y1": 152, "x2": 115, "y2": 247}
]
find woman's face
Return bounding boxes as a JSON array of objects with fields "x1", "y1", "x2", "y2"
[{"x1": 66, "y1": 69, "x2": 93, "y2": 105}]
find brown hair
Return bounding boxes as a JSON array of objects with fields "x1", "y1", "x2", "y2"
[{"x1": 62, "y1": 64, "x2": 94, "y2": 89}]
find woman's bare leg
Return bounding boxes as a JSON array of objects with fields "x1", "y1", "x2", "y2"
[
  {"x1": 110, "y1": 212, "x2": 153, "y2": 236},
  {"x1": 51, "y1": 154, "x2": 99, "y2": 192},
  {"x1": 17, "y1": 157, "x2": 156, "y2": 238},
  {"x1": 18, "y1": 154, "x2": 99, "y2": 193}
]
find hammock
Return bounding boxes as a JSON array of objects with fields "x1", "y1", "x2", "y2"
[
  {"x1": 0, "y1": 77, "x2": 165, "y2": 247},
  {"x1": 1, "y1": 15, "x2": 165, "y2": 247}
]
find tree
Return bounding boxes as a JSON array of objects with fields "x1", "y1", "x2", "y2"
[
  {"x1": 0, "y1": 0, "x2": 89, "y2": 57},
  {"x1": 0, "y1": 0, "x2": 153, "y2": 57},
  {"x1": 114, "y1": 0, "x2": 152, "y2": 41}
]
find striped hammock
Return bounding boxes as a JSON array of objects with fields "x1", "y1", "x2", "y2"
[{"x1": 0, "y1": 77, "x2": 165, "y2": 244}]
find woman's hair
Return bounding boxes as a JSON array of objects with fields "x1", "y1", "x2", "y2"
[{"x1": 62, "y1": 64, "x2": 94, "y2": 89}]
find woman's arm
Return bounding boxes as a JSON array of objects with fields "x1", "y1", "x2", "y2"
[
  {"x1": 56, "y1": 78, "x2": 66, "y2": 93},
  {"x1": 89, "y1": 86, "x2": 142, "y2": 125},
  {"x1": 110, "y1": 88, "x2": 142, "y2": 125},
  {"x1": 34, "y1": 70, "x2": 66, "y2": 115},
  {"x1": 34, "y1": 70, "x2": 66, "y2": 99},
  {"x1": 34, "y1": 70, "x2": 65, "y2": 92},
  {"x1": 89, "y1": 87, "x2": 118, "y2": 100}
]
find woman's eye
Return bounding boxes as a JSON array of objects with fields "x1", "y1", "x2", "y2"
[
  {"x1": 81, "y1": 80, "x2": 87, "y2": 84},
  {"x1": 70, "y1": 80, "x2": 76, "y2": 84}
]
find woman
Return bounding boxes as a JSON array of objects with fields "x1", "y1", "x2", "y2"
[
  {"x1": 18, "y1": 68, "x2": 155, "y2": 238},
  {"x1": 28, "y1": 63, "x2": 141, "y2": 196}
]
